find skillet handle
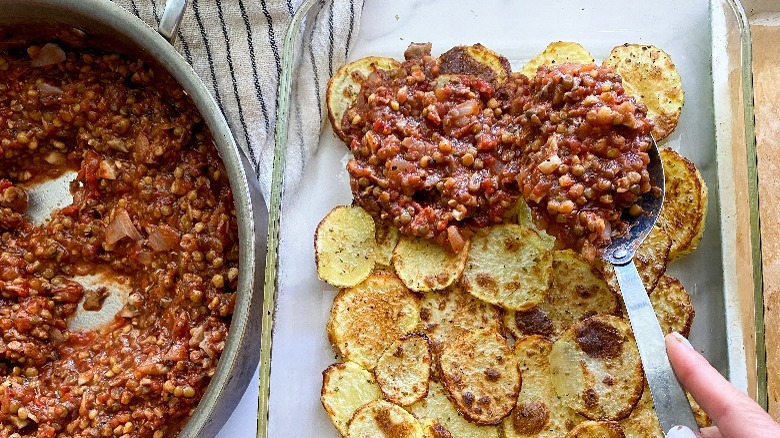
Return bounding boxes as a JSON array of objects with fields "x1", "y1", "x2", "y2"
[{"x1": 159, "y1": 0, "x2": 188, "y2": 44}]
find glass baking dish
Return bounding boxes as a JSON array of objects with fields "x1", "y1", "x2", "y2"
[
  {"x1": 259, "y1": 0, "x2": 763, "y2": 435},
  {"x1": 741, "y1": 0, "x2": 779, "y2": 417}
]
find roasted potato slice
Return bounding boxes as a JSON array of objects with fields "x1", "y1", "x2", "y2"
[
  {"x1": 549, "y1": 315, "x2": 644, "y2": 421},
  {"x1": 512, "y1": 196, "x2": 556, "y2": 249},
  {"x1": 321, "y1": 362, "x2": 382, "y2": 436},
  {"x1": 418, "y1": 284, "x2": 503, "y2": 360},
  {"x1": 374, "y1": 332, "x2": 432, "y2": 406},
  {"x1": 440, "y1": 329, "x2": 520, "y2": 425},
  {"x1": 503, "y1": 336, "x2": 586, "y2": 438},
  {"x1": 348, "y1": 399, "x2": 424, "y2": 438},
  {"x1": 599, "y1": 228, "x2": 672, "y2": 295},
  {"x1": 688, "y1": 392, "x2": 712, "y2": 428},
  {"x1": 618, "y1": 382, "x2": 663, "y2": 438},
  {"x1": 515, "y1": 196, "x2": 535, "y2": 229},
  {"x1": 500, "y1": 197, "x2": 556, "y2": 249},
  {"x1": 619, "y1": 383, "x2": 711, "y2": 437},
  {"x1": 439, "y1": 44, "x2": 511, "y2": 84},
  {"x1": 327, "y1": 56, "x2": 401, "y2": 141},
  {"x1": 567, "y1": 421, "x2": 625, "y2": 438},
  {"x1": 409, "y1": 381, "x2": 500, "y2": 438},
  {"x1": 328, "y1": 270, "x2": 420, "y2": 369},
  {"x1": 632, "y1": 229, "x2": 673, "y2": 293},
  {"x1": 420, "y1": 419, "x2": 453, "y2": 438},
  {"x1": 461, "y1": 224, "x2": 552, "y2": 311},
  {"x1": 315, "y1": 205, "x2": 376, "y2": 288},
  {"x1": 603, "y1": 44, "x2": 683, "y2": 141},
  {"x1": 649, "y1": 275, "x2": 695, "y2": 337},
  {"x1": 505, "y1": 250, "x2": 619, "y2": 340},
  {"x1": 375, "y1": 223, "x2": 401, "y2": 268},
  {"x1": 657, "y1": 148, "x2": 708, "y2": 261},
  {"x1": 520, "y1": 41, "x2": 595, "y2": 78},
  {"x1": 393, "y1": 236, "x2": 470, "y2": 292}
]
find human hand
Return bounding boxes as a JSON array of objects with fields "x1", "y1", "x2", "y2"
[{"x1": 665, "y1": 332, "x2": 780, "y2": 438}]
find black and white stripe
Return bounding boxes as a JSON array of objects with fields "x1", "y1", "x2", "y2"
[
  {"x1": 192, "y1": 0, "x2": 226, "y2": 111},
  {"x1": 327, "y1": 0, "x2": 335, "y2": 76},
  {"x1": 109, "y1": 0, "x2": 363, "y2": 203},
  {"x1": 238, "y1": 0, "x2": 272, "y2": 136},
  {"x1": 215, "y1": 0, "x2": 257, "y2": 169}
]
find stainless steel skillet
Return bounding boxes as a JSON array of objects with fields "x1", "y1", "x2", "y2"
[{"x1": 0, "y1": 1, "x2": 267, "y2": 436}]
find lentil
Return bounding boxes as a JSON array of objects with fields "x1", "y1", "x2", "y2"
[{"x1": 0, "y1": 34, "x2": 238, "y2": 437}]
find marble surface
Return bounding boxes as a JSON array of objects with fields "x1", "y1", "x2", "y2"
[{"x1": 216, "y1": 366, "x2": 259, "y2": 437}]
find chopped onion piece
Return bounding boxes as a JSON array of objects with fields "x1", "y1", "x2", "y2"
[
  {"x1": 447, "y1": 225, "x2": 466, "y2": 253},
  {"x1": 137, "y1": 250, "x2": 153, "y2": 266},
  {"x1": 147, "y1": 224, "x2": 181, "y2": 252},
  {"x1": 105, "y1": 208, "x2": 143, "y2": 245},
  {"x1": 44, "y1": 151, "x2": 66, "y2": 166},
  {"x1": 37, "y1": 82, "x2": 64, "y2": 96},
  {"x1": 98, "y1": 160, "x2": 117, "y2": 180},
  {"x1": 30, "y1": 43, "x2": 66, "y2": 67}
]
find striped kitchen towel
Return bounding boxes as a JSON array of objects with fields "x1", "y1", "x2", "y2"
[{"x1": 111, "y1": 0, "x2": 363, "y2": 204}]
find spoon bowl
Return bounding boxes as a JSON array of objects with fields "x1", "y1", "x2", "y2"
[{"x1": 602, "y1": 135, "x2": 666, "y2": 265}]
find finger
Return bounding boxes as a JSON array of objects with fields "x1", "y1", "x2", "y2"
[
  {"x1": 666, "y1": 333, "x2": 780, "y2": 438},
  {"x1": 666, "y1": 425, "x2": 722, "y2": 438},
  {"x1": 697, "y1": 426, "x2": 722, "y2": 438},
  {"x1": 665, "y1": 332, "x2": 745, "y2": 419},
  {"x1": 667, "y1": 425, "x2": 697, "y2": 437}
]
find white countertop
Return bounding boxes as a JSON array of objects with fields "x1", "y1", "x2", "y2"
[{"x1": 216, "y1": 366, "x2": 259, "y2": 437}]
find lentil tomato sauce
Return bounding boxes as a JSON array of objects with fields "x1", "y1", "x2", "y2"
[
  {"x1": 341, "y1": 44, "x2": 655, "y2": 257},
  {"x1": 0, "y1": 37, "x2": 238, "y2": 437}
]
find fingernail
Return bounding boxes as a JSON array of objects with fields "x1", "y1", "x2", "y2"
[
  {"x1": 666, "y1": 425, "x2": 697, "y2": 438},
  {"x1": 671, "y1": 332, "x2": 694, "y2": 350}
]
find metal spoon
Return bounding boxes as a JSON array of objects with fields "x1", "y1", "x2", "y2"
[{"x1": 601, "y1": 135, "x2": 699, "y2": 434}]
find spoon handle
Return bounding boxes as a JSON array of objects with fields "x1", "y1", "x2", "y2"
[{"x1": 613, "y1": 260, "x2": 699, "y2": 433}]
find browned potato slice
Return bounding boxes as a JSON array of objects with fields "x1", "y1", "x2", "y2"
[
  {"x1": 619, "y1": 382, "x2": 662, "y2": 438},
  {"x1": 505, "y1": 250, "x2": 619, "y2": 340},
  {"x1": 374, "y1": 333, "x2": 432, "y2": 406},
  {"x1": 598, "y1": 228, "x2": 672, "y2": 295},
  {"x1": 603, "y1": 44, "x2": 684, "y2": 141},
  {"x1": 327, "y1": 56, "x2": 401, "y2": 141},
  {"x1": 315, "y1": 205, "x2": 376, "y2": 288},
  {"x1": 375, "y1": 223, "x2": 400, "y2": 268},
  {"x1": 439, "y1": 44, "x2": 511, "y2": 84},
  {"x1": 520, "y1": 42, "x2": 595, "y2": 78},
  {"x1": 619, "y1": 383, "x2": 711, "y2": 436},
  {"x1": 393, "y1": 236, "x2": 470, "y2": 292},
  {"x1": 461, "y1": 224, "x2": 552, "y2": 311},
  {"x1": 439, "y1": 329, "x2": 520, "y2": 425},
  {"x1": 567, "y1": 421, "x2": 625, "y2": 438},
  {"x1": 649, "y1": 275, "x2": 695, "y2": 337},
  {"x1": 688, "y1": 392, "x2": 712, "y2": 428},
  {"x1": 515, "y1": 196, "x2": 535, "y2": 229},
  {"x1": 513, "y1": 196, "x2": 556, "y2": 249},
  {"x1": 409, "y1": 381, "x2": 501, "y2": 438},
  {"x1": 501, "y1": 197, "x2": 556, "y2": 249},
  {"x1": 328, "y1": 271, "x2": 420, "y2": 370},
  {"x1": 418, "y1": 284, "x2": 503, "y2": 359},
  {"x1": 420, "y1": 419, "x2": 453, "y2": 438},
  {"x1": 321, "y1": 362, "x2": 382, "y2": 436},
  {"x1": 549, "y1": 315, "x2": 644, "y2": 421},
  {"x1": 503, "y1": 336, "x2": 586, "y2": 438},
  {"x1": 347, "y1": 399, "x2": 424, "y2": 438},
  {"x1": 632, "y1": 229, "x2": 673, "y2": 293},
  {"x1": 657, "y1": 148, "x2": 708, "y2": 261}
]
